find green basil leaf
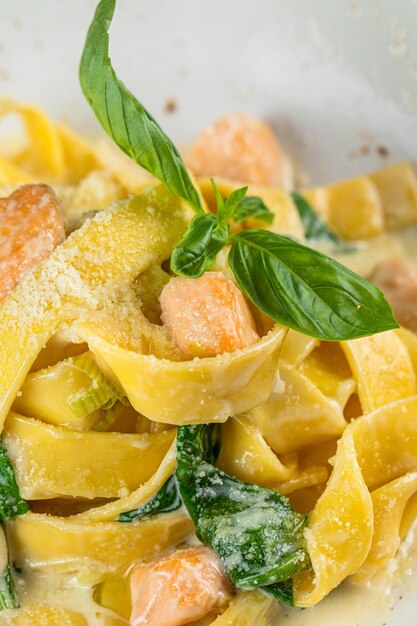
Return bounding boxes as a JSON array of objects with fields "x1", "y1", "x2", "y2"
[
  {"x1": 176, "y1": 425, "x2": 310, "y2": 592},
  {"x1": 79, "y1": 0, "x2": 203, "y2": 214},
  {"x1": 228, "y1": 229, "x2": 398, "y2": 341},
  {"x1": 118, "y1": 474, "x2": 182, "y2": 523},
  {"x1": 0, "y1": 443, "x2": 29, "y2": 520},
  {"x1": 222, "y1": 186, "x2": 249, "y2": 223},
  {"x1": 291, "y1": 191, "x2": 339, "y2": 242},
  {"x1": 171, "y1": 214, "x2": 229, "y2": 278},
  {"x1": 232, "y1": 196, "x2": 274, "y2": 225}
]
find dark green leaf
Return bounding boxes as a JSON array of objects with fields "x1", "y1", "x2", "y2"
[
  {"x1": 291, "y1": 192, "x2": 339, "y2": 242},
  {"x1": 118, "y1": 475, "x2": 182, "y2": 523},
  {"x1": 0, "y1": 524, "x2": 18, "y2": 610},
  {"x1": 232, "y1": 196, "x2": 274, "y2": 225},
  {"x1": 265, "y1": 580, "x2": 294, "y2": 607},
  {"x1": 229, "y1": 229, "x2": 398, "y2": 341},
  {"x1": 0, "y1": 564, "x2": 18, "y2": 610},
  {"x1": 79, "y1": 0, "x2": 203, "y2": 214},
  {"x1": 0, "y1": 443, "x2": 29, "y2": 520},
  {"x1": 221, "y1": 186, "x2": 248, "y2": 223},
  {"x1": 171, "y1": 214, "x2": 229, "y2": 278},
  {"x1": 176, "y1": 425, "x2": 310, "y2": 591}
]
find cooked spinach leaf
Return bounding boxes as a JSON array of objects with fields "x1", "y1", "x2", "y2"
[
  {"x1": 267, "y1": 580, "x2": 295, "y2": 606},
  {"x1": 176, "y1": 424, "x2": 309, "y2": 601},
  {"x1": 0, "y1": 524, "x2": 19, "y2": 610},
  {"x1": 118, "y1": 474, "x2": 182, "y2": 523},
  {"x1": 0, "y1": 443, "x2": 29, "y2": 520},
  {"x1": 0, "y1": 563, "x2": 18, "y2": 610},
  {"x1": 0, "y1": 445, "x2": 29, "y2": 610}
]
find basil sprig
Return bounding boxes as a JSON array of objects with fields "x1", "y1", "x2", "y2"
[
  {"x1": 176, "y1": 424, "x2": 310, "y2": 606},
  {"x1": 81, "y1": 0, "x2": 399, "y2": 341},
  {"x1": 173, "y1": 183, "x2": 397, "y2": 340},
  {"x1": 79, "y1": 0, "x2": 203, "y2": 214},
  {"x1": 172, "y1": 180, "x2": 272, "y2": 278}
]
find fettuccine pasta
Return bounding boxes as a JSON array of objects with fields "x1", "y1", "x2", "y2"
[{"x1": 1, "y1": 24, "x2": 417, "y2": 624}]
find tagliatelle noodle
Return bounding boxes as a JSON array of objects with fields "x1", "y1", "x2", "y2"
[
  {"x1": 294, "y1": 396, "x2": 417, "y2": 606},
  {"x1": 341, "y1": 332, "x2": 416, "y2": 413},
  {"x1": 3, "y1": 412, "x2": 175, "y2": 499},
  {"x1": 217, "y1": 414, "x2": 296, "y2": 485},
  {"x1": 2, "y1": 100, "x2": 417, "y2": 624},
  {"x1": 74, "y1": 321, "x2": 287, "y2": 424},
  {"x1": 0, "y1": 185, "x2": 192, "y2": 432},
  {"x1": 249, "y1": 362, "x2": 347, "y2": 455}
]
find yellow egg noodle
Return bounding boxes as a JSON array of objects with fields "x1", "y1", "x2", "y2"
[{"x1": 0, "y1": 100, "x2": 417, "y2": 626}]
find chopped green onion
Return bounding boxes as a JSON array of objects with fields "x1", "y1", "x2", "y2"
[{"x1": 67, "y1": 352, "x2": 127, "y2": 419}]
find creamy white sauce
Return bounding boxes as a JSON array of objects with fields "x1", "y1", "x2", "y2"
[
  {"x1": 318, "y1": 224, "x2": 417, "y2": 277},
  {"x1": 3, "y1": 570, "x2": 128, "y2": 625},
  {"x1": 274, "y1": 524, "x2": 417, "y2": 626}
]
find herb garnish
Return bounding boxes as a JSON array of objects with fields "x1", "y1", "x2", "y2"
[
  {"x1": 80, "y1": 0, "x2": 398, "y2": 341},
  {"x1": 171, "y1": 180, "x2": 273, "y2": 278},
  {"x1": 176, "y1": 424, "x2": 310, "y2": 606}
]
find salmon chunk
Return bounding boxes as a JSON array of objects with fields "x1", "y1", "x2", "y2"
[
  {"x1": 159, "y1": 271, "x2": 259, "y2": 358},
  {"x1": 185, "y1": 113, "x2": 285, "y2": 187},
  {"x1": 130, "y1": 546, "x2": 232, "y2": 626},
  {"x1": 0, "y1": 184, "x2": 65, "y2": 301},
  {"x1": 371, "y1": 258, "x2": 417, "y2": 333}
]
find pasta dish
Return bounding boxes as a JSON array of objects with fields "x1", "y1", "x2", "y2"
[{"x1": 1, "y1": 1, "x2": 417, "y2": 624}]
